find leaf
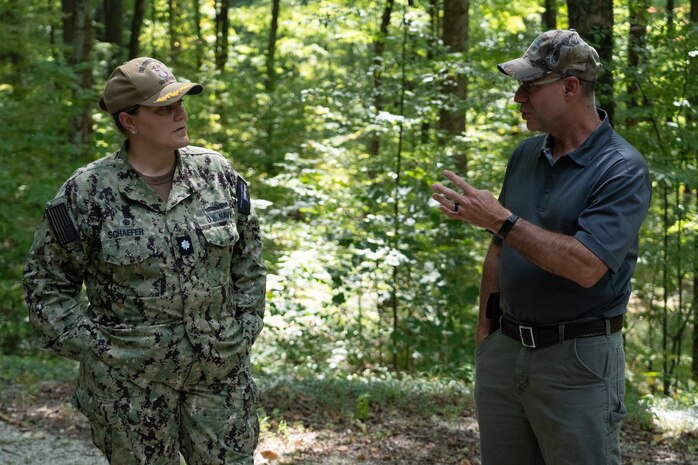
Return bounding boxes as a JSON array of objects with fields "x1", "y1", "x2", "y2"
[{"x1": 260, "y1": 449, "x2": 280, "y2": 461}]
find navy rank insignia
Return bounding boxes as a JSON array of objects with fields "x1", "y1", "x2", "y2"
[{"x1": 177, "y1": 235, "x2": 194, "y2": 256}]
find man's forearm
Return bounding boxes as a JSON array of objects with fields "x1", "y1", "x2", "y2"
[{"x1": 502, "y1": 217, "x2": 607, "y2": 288}]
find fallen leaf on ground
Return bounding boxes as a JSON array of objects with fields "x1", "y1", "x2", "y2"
[{"x1": 260, "y1": 450, "x2": 279, "y2": 461}]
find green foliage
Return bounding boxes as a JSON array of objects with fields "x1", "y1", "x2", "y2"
[
  {"x1": 0, "y1": 56, "x2": 92, "y2": 352},
  {"x1": 0, "y1": 0, "x2": 697, "y2": 393},
  {"x1": 626, "y1": 379, "x2": 698, "y2": 434},
  {"x1": 624, "y1": 382, "x2": 658, "y2": 432},
  {"x1": 257, "y1": 372, "x2": 472, "y2": 426},
  {"x1": 355, "y1": 392, "x2": 371, "y2": 420},
  {"x1": 614, "y1": 11, "x2": 698, "y2": 394},
  {"x1": 0, "y1": 354, "x2": 79, "y2": 386}
]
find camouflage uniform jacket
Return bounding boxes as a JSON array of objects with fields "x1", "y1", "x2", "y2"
[{"x1": 23, "y1": 145, "x2": 266, "y2": 388}]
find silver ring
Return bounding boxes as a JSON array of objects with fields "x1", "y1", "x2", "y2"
[{"x1": 454, "y1": 202, "x2": 459, "y2": 212}]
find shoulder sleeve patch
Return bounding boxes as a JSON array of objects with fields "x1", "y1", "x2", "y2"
[
  {"x1": 236, "y1": 177, "x2": 251, "y2": 215},
  {"x1": 45, "y1": 198, "x2": 80, "y2": 247}
]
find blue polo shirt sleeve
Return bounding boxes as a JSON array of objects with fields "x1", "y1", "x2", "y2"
[{"x1": 574, "y1": 150, "x2": 651, "y2": 273}]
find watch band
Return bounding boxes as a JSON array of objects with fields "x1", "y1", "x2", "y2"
[{"x1": 496, "y1": 213, "x2": 519, "y2": 240}]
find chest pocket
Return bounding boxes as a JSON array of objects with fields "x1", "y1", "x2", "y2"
[
  {"x1": 201, "y1": 221, "x2": 239, "y2": 246},
  {"x1": 195, "y1": 219, "x2": 239, "y2": 286},
  {"x1": 100, "y1": 235, "x2": 164, "y2": 297}
]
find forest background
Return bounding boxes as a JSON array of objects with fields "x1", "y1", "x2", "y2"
[{"x1": 0, "y1": 0, "x2": 697, "y2": 447}]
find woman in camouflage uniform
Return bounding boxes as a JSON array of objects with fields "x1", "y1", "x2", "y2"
[{"x1": 24, "y1": 57, "x2": 266, "y2": 465}]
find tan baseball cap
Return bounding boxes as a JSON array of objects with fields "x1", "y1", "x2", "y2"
[
  {"x1": 497, "y1": 29, "x2": 601, "y2": 82},
  {"x1": 99, "y1": 57, "x2": 203, "y2": 114}
]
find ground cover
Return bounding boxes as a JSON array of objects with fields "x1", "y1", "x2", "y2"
[{"x1": 0, "y1": 356, "x2": 696, "y2": 465}]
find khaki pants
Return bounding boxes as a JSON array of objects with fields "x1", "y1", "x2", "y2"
[
  {"x1": 73, "y1": 354, "x2": 259, "y2": 465},
  {"x1": 474, "y1": 330, "x2": 626, "y2": 465}
]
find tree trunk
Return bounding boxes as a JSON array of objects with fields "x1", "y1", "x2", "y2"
[
  {"x1": 669, "y1": 185, "x2": 685, "y2": 387},
  {"x1": 3, "y1": 0, "x2": 25, "y2": 88},
  {"x1": 50, "y1": 0, "x2": 59, "y2": 59},
  {"x1": 542, "y1": 0, "x2": 557, "y2": 30},
  {"x1": 567, "y1": 0, "x2": 614, "y2": 123},
  {"x1": 128, "y1": 0, "x2": 146, "y2": 59},
  {"x1": 694, "y1": 187, "x2": 698, "y2": 382},
  {"x1": 265, "y1": 0, "x2": 281, "y2": 93},
  {"x1": 215, "y1": 0, "x2": 230, "y2": 71},
  {"x1": 421, "y1": 0, "x2": 439, "y2": 143},
  {"x1": 193, "y1": 0, "x2": 203, "y2": 69},
  {"x1": 168, "y1": 0, "x2": 181, "y2": 65},
  {"x1": 103, "y1": 0, "x2": 124, "y2": 74},
  {"x1": 627, "y1": 0, "x2": 648, "y2": 121},
  {"x1": 61, "y1": 0, "x2": 76, "y2": 48},
  {"x1": 61, "y1": 0, "x2": 94, "y2": 156},
  {"x1": 264, "y1": 0, "x2": 281, "y2": 157},
  {"x1": 690, "y1": 0, "x2": 698, "y2": 382},
  {"x1": 427, "y1": 0, "x2": 439, "y2": 61},
  {"x1": 149, "y1": 0, "x2": 157, "y2": 55},
  {"x1": 390, "y1": 6, "x2": 411, "y2": 370},
  {"x1": 662, "y1": 184, "x2": 670, "y2": 395},
  {"x1": 368, "y1": 0, "x2": 394, "y2": 157},
  {"x1": 438, "y1": 0, "x2": 469, "y2": 173}
]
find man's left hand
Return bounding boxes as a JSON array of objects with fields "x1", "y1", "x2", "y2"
[{"x1": 431, "y1": 170, "x2": 509, "y2": 233}]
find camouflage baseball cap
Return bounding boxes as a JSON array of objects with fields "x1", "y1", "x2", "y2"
[
  {"x1": 497, "y1": 29, "x2": 601, "y2": 82},
  {"x1": 99, "y1": 57, "x2": 203, "y2": 114}
]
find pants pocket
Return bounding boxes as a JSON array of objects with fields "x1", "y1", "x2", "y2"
[
  {"x1": 609, "y1": 343, "x2": 627, "y2": 424},
  {"x1": 474, "y1": 329, "x2": 500, "y2": 359},
  {"x1": 180, "y1": 383, "x2": 259, "y2": 464},
  {"x1": 89, "y1": 419, "x2": 114, "y2": 460},
  {"x1": 573, "y1": 334, "x2": 627, "y2": 425},
  {"x1": 73, "y1": 380, "x2": 119, "y2": 461},
  {"x1": 72, "y1": 356, "x2": 120, "y2": 425}
]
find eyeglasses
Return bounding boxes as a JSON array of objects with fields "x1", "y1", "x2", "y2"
[{"x1": 517, "y1": 76, "x2": 565, "y2": 93}]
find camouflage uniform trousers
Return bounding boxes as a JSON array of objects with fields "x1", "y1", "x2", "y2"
[{"x1": 73, "y1": 352, "x2": 259, "y2": 465}]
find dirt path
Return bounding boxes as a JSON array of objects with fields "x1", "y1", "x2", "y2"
[{"x1": 1, "y1": 380, "x2": 696, "y2": 465}]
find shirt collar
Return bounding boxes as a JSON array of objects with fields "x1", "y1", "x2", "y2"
[
  {"x1": 169, "y1": 146, "x2": 207, "y2": 206},
  {"x1": 540, "y1": 109, "x2": 612, "y2": 167},
  {"x1": 115, "y1": 144, "x2": 204, "y2": 210}
]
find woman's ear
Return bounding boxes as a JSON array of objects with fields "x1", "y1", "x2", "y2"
[{"x1": 118, "y1": 112, "x2": 137, "y2": 134}]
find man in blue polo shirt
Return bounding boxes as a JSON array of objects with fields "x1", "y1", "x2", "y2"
[{"x1": 431, "y1": 30, "x2": 651, "y2": 465}]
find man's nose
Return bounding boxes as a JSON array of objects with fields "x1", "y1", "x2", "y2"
[{"x1": 513, "y1": 87, "x2": 527, "y2": 103}]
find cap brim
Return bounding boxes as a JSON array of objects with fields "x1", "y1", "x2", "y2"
[
  {"x1": 142, "y1": 82, "x2": 204, "y2": 107},
  {"x1": 497, "y1": 58, "x2": 551, "y2": 82}
]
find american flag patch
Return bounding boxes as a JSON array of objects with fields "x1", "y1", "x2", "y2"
[{"x1": 45, "y1": 200, "x2": 79, "y2": 246}]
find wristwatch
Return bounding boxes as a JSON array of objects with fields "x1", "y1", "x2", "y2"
[{"x1": 496, "y1": 213, "x2": 519, "y2": 240}]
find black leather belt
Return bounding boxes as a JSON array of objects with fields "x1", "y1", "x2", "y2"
[{"x1": 500, "y1": 314, "x2": 623, "y2": 349}]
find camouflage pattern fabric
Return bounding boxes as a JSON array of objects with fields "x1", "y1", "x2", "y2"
[
  {"x1": 75, "y1": 357, "x2": 258, "y2": 465},
  {"x1": 497, "y1": 29, "x2": 601, "y2": 82},
  {"x1": 23, "y1": 144, "x2": 266, "y2": 464}
]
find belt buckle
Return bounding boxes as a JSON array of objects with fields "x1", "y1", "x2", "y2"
[{"x1": 519, "y1": 325, "x2": 536, "y2": 348}]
